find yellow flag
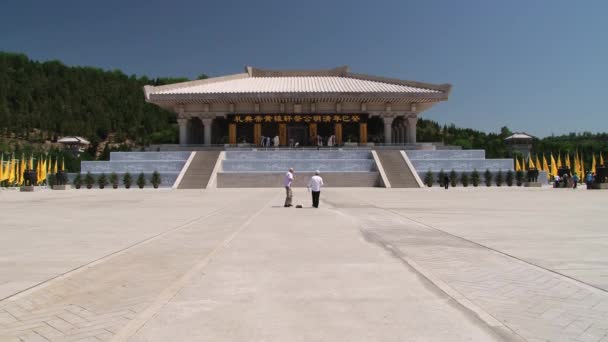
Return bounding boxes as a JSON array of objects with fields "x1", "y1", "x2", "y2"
[
  {"x1": 591, "y1": 154, "x2": 596, "y2": 174},
  {"x1": 47, "y1": 156, "x2": 52, "y2": 175},
  {"x1": 565, "y1": 154, "x2": 571, "y2": 169},
  {"x1": 515, "y1": 157, "x2": 521, "y2": 172},
  {"x1": 557, "y1": 153, "x2": 562, "y2": 168},
  {"x1": 61, "y1": 158, "x2": 65, "y2": 172},
  {"x1": 573, "y1": 153, "x2": 580, "y2": 176},
  {"x1": 535, "y1": 154, "x2": 542, "y2": 171},
  {"x1": 36, "y1": 157, "x2": 40, "y2": 184},
  {"x1": 0, "y1": 155, "x2": 4, "y2": 182},
  {"x1": 550, "y1": 153, "x2": 558, "y2": 177},
  {"x1": 528, "y1": 155, "x2": 535, "y2": 169},
  {"x1": 40, "y1": 157, "x2": 46, "y2": 183},
  {"x1": 19, "y1": 154, "x2": 26, "y2": 185},
  {"x1": 542, "y1": 154, "x2": 549, "y2": 174},
  {"x1": 580, "y1": 154, "x2": 585, "y2": 176},
  {"x1": 8, "y1": 155, "x2": 15, "y2": 184},
  {"x1": 600, "y1": 153, "x2": 604, "y2": 166},
  {"x1": 53, "y1": 159, "x2": 58, "y2": 174}
]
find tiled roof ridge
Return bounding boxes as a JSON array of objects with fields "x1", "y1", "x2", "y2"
[{"x1": 247, "y1": 66, "x2": 349, "y2": 77}]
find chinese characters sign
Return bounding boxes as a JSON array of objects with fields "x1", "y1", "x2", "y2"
[{"x1": 229, "y1": 114, "x2": 367, "y2": 124}]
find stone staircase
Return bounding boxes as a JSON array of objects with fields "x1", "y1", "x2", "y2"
[
  {"x1": 217, "y1": 150, "x2": 381, "y2": 187},
  {"x1": 376, "y1": 150, "x2": 421, "y2": 188},
  {"x1": 177, "y1": 151, "x2": 220, "y2": 189}
]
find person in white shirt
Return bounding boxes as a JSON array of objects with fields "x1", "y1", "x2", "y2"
[
  {"x1": 308, "y1": 170, "x2": 324, "y2": 208},
  {"x1": 284, "y1": 168, "x2": 295, "y2": 207}
]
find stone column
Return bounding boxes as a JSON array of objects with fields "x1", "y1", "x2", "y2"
[
  {"x1": 359, "y1": 122, "x2": 367, "y2": 144},
  {"x1": 400, "y1": 122, "x2": 407, "y2": 144},
  {"x1": 178, "y1": 118, "x2": 189, "y2": 146},
  {"x1": 253, "y1": 123, "x2": 261, "y2": 146},
  {"x1": 406, "y1": 116, "x2": 418, "y2": 144},
  {"x1": 201, "y1": 118, "x2": 213, "y2": 145},
  {"x1": 228, "y1": 124, "x2": 236, "y2": 145},
  {"x1": 383, "y1": 116, "x2": 394, "y2": 144}
]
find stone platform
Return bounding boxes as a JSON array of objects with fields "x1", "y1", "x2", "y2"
[{"x1": 1, "y1": 188, "x2": 607, "y2": 341}]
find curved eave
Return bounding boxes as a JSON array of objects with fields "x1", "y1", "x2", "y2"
[{"x1": 147, "y1": 91, "x2": 449, "y2": 104}]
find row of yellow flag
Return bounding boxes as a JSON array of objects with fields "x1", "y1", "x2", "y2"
[
  {"x1": 514, "y1": 152, "x2": 604, "y2": 178},
  {"x1": 0, "y1": 154, "x2": 65, "y2": 186}
]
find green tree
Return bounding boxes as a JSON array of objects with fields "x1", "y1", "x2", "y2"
[
  {"x1": 85, "y1": 172, "x2": 95, "y2": 189},
  {"x1": 460, "y1": 172, "x2": 469, "y2": 187},
  {"x1": 137, "y1": 172, "x2": 146, "y2": 189},
  {"x1": 123, "y1": 172, "x2": 132, "y2": 189},
  {"x1": 449, "y1": 169, "x2": 458, "y2": 187},
  {"x1": 471, "y1": 169, "x2": 480, "y2": 187},
  {"x1": 151, "y1": 171, "x2": 161, "y2": 188},
  {"x1": 424, "y1": 169, "x2": 434, "y2": 187},
  {"x1": 484, "y1": 169, "x2": 493, "y2": 187}
]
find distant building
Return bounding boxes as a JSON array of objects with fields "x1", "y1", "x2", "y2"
[
  {"x1": 57, "y1": 136, "x2": 90, "y2": 155},
  {"x1": 505, "y1": 132, "x2": 534, "y2": 155},
  {"x1": 143, "y1": 66, "x2": 451, "y2": 146}
]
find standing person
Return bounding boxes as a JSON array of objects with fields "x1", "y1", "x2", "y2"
[
  {"x1": 443, "y1": 174, "x2": 449, "y2": 190},
  {"x1": 586, "y1": 171, "x2": 593, "y2": 189},
  {"x1": 572, "y1": 173, "x2": 579, "y2": 189},
  {"x1": 284, "y1": 168, "x2": 295, "y2": 207},
  {"x1": 308, "y1": 170, "x2": 324, "y2": 208},
  {"x1": 273, "y1": 135, "x2": 279, "y2": 147}
]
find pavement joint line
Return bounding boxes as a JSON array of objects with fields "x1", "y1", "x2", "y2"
[
  {"x1": 0, "y1": 204, "x2": 229, "y2": 303},
  {"x1": 330, "y1": 206, "x2": 526, "y2": 342},
  {"x1": 386, "y1": 208, "x2": 608, "y2": 296},
  {"x1": 109, "y1": 191, "x2": 281, "y2": 342}
]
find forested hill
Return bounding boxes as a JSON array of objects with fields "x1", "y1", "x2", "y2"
[
  {"x1": 1, "y1": 52, "x2": 606, "y2": 161},
  {"x1": 0, "y1": 52, "x2": 186, "y2": 146}
]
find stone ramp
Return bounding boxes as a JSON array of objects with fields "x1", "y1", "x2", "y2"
[
  {"x1": 177, "y1": 151, "x2": 220, "y2": 189},
  {"x1": 376, "y1": 150, "x2": 421, "y2": 188}
]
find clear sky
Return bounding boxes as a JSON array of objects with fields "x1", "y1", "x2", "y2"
[{"x1": 1, "y1": 0, "x2": 607, "y2": 137}]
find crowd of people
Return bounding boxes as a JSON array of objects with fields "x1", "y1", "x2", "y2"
[{"x1": 259, "y1": 135, "x2": 337, "y2": 148}]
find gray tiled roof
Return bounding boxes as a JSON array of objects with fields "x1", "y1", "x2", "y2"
[{"x1": 153, "y1": 76, "x2": 442, "y2": 95}]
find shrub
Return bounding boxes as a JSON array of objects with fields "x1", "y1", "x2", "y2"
[
  {"x1": 424, "y1": 169, "x2": 434, "y2": 187},
  {"x1": 449, "y1": 169, "x2": 458, "y2": 187},
  {"x1": 484, "y1": 169, "x2": 493, "y2": 187},
  {"x1": 110, "y1": 172, "x2": 119, "y2": 189},
  {"x1": 47, "y1": 174, "x2": 56, "y2": 187},
  {"x1": 460, "y1": 172, "x2": 469, "y2": 187},
  {"x1": 73, "y1": 174, "x2": 82, "y2": 189},
  {"x1": 495, "y1": 170, "x2": 504, "y2": 187},
  {"x1": 137, "y1": 172, "x2": 146, "y2": 189},
  {"x1": 98, "y1": 173, "x2": 108, "y2": 189},
  {"x1": 85, "y1": 172, "x2": 95, "y2": 189},
  {"x1": 123, "y1": 172, "x2": 132, "y2": 189},
  {"x1": 506, "y1": 170, "x2": 514, "y2": 186},
  {"x1": 471, "y1": 169, "x2": 480, "y2": 187},
  {"x1": 437, "y1": 169, "x2": 446, "y2": 187},
  {"x1": 151, "y1": 171, "x2": 161, "y2": 189},
  {"x1": 515, "y1": 170, "x2": 524, "y2": 186}
]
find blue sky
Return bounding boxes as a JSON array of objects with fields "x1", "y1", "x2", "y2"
[{"x1": 1, "y1": 0, "x2": 607, "y2": 137}]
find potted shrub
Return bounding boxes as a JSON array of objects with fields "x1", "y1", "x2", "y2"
[
  {"x1": 110, "y1": 172, "x2": 119, "y2": 189},
  {"x1": 460, "y1": 172, "x2": 469, "y2": 187},
  {"x1": 515, "y1": 170, "x2": 524, "y2": 186},
  {"x1": 449, "y1": 169, "x2": 458, "y2": 187},
  {"x1": 85, "y1": 172, "x2": 95, "y2": 189},
  {"x1": 471, "y1": 169, "x2": 480, "y2": 187},
  {"x1": 123, "y1": 172, "x2": 132, "y2": 189},
  {"x1": 73, "y1": 174, "x2": 82, "y2": 189},
  {"x1": 506, "y1": 170, "x2": 514, "y2": 187},
  {"x1": 424, "y1": 169, "x2": 434, "y2": 187},
  {"x1": 437, "y1": 169, "x2": 446, "y2": 187},
  {"x1": 484, "y1": 169, "x2": 493, "y2": 187},
  {"x1": 495, "y1": 170, "x2": 504, "y2": 187},
  {"x1": 137, "y1": 172, "x2": 146, "y2": 189},
  {"x1": 151, "y1": 171, "x2": 161, "y2": 189},
  {"x1": 98, "y1": 173, "x2": 108, "y2": 189}
]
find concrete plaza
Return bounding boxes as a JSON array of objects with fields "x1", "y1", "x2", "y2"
[{"x1": 0, "y1": 187, "x2": 607, "y2": 341}]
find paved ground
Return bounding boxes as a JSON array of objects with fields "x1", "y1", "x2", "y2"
[{"x1": 0, "y1": 187, "x2": 607, "y2": 341}]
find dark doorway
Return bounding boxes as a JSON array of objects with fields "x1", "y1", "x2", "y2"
[{"x1": 287, "y1": 125, "x2": 308, "y2": 146}]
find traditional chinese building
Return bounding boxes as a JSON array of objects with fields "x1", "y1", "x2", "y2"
[{"x1": 143, "y1": 66, "x2": 451, "y2": 146}]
